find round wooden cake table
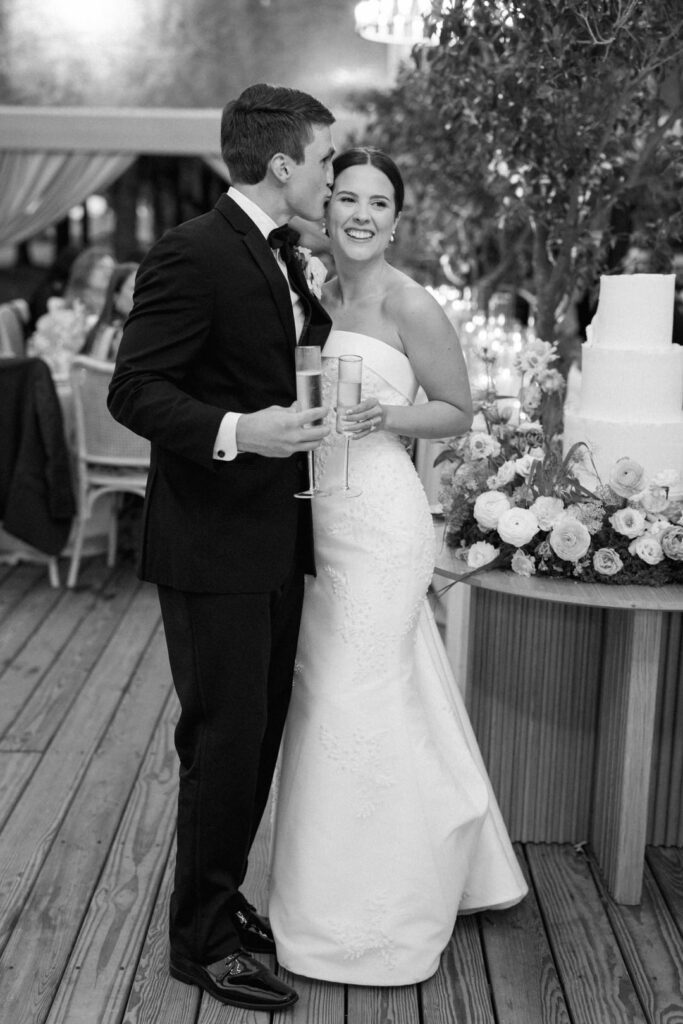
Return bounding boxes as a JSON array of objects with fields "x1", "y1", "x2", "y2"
[{"x1": 433, "y1": 523, "x2": 683, "y2": 904}]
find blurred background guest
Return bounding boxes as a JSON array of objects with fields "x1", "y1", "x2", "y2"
[
  {"x1": 82, "y1": 261, "x2": 138, "y2": 362},
  {"x1": 26, "y1": 245, "x2": 115, "y2": 379}
]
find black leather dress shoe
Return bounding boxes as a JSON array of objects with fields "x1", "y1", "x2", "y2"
[
  {"x1": 169, "y1": 949, "x2": 297, "y2": 1010},
  {"x1": 231, "y1": 896, "x2": 276, "y2": 954}
]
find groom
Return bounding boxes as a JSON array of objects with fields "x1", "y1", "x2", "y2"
[{"x1": 108, "y1": 84, "x2": 334, "y2": 1011}]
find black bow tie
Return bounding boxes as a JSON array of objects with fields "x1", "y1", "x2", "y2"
[{"x1": 268, "y1": 225, "x2": 301, "y2": 254}]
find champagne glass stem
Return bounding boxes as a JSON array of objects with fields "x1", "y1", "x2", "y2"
[
  {"x1": 307, "y1": 450, "x2": 316, "y2": 493},
  {"x1": 342, "y1": 437, "x2": 351, "y2": 491}
]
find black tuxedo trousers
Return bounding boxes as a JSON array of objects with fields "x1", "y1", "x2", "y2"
[{"x1": 159, "y1": 561, "x2": 304, "y2": 962}]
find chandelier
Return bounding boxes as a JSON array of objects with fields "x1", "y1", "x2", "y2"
[{"x1": 354, "y1": 0, "x2": 437, "y2": 46}]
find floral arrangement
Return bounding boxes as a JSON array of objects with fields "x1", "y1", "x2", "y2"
[
  {"x1": 437, "y1": 341, "x2": 683, "y2": 587},
  {"x1": 295, "y1": 246, "x2": 327, "y2": 299},
  {"x1": 27, "y1": 297, "x2": 89, "y2": 379}
]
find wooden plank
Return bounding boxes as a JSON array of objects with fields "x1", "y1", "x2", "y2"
[
  {"x1": 526, "y1": 844, "x2": 644, "y2": 1023},
  {"x1": 0, "y1": 751, "x2": 40, "y2": 829},
  {"x1": 0, "y1": 626, "x2": 172, "y2": 1024},
  {"x1": 590, "y1": 857, "x2": 683, "y2": 1022},
  {"x1": 0, "y1": 560, "x2": 120, "y2": 738},
  {"x1": 0, "y1": 564, "x2": 140, "y2": 752},
  {"x1": 121, "y1": 850, "x2": 200, "y2": 1024},
  {"x1": 0, "y1": 563, "x2": 44, "y2": 620},
  {"x1": 0, "y1": 584, "x2": 161, "y2": 955},
  {"x1": 422, "y1": 915, "x2": 494, "y2": 1023},
  {"x1": 0, "y1": 571, "x2": 64, "y2": 673},
  {"x1": 480, "y1": 845, "x2": 570, "y2": 1024},
  {"x1": 592, "y1": 609, "x2": 663, "y2": 903},
  {"x1": 44, "y1": 686, "x2": 178, "y2": 1024},
  {"x1": 646, "y1": 847, "x2": 683, "y2": 929},
  {"x1": 647, "y1": 615, "x2": 683, "y2": 845},
  {"x1": 347, "y1": 983, "x2": 420, "y2": 1023}
]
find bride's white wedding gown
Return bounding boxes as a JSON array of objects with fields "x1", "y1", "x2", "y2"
[{"x1": 269, "y1": 331, "x2": 527, "y2": 986}]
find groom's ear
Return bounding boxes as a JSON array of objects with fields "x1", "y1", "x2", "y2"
[{"x1": 269, "y1": 153, "x2": 291, "y2": 184}]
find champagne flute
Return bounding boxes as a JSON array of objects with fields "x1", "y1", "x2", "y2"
[
  {"x1": 294, "y1": 345, "x2": 324, "y2": 499},
  {"x1": 335, "y1": 354, "x2": 363, "y2": 497}
]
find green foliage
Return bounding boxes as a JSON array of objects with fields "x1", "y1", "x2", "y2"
[{"x1": 356, "y1": 0, "x2": 683, "y2": 338}]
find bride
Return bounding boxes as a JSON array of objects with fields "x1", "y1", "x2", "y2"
[{"x1": 269, "y1": 147, "x2": 527, "y2": 986}]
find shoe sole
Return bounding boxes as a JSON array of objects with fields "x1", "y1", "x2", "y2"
[{"x1": 169, "y1": 963, "x2": 298, "y2": 1011}]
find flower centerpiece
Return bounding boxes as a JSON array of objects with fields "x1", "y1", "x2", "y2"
[
  {"x1": 27, "y1": 297, "x2": 89, "y2": 379},
  {"x1": 437, "y1": 341, "x2": 683, "y2": 586}
]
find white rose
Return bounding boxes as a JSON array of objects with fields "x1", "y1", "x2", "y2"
[
  {"x1": 529, "y1": 495, "x2": 565, "y2": 531},
  {"x1": 514, "y1": 453, "x2": 537, "y2": 479},
  {"x1": 496, "y1": 507, "x2": 539, "y2": 547},
  {"x1": 473, "y1": 491, "x2": 511, "y2": 530},
  {"x1": 628, "y1": 534, "x2": 664, "y2": 565},
  {"x1": 493, "y1": 460, "x2": 518, "y2": 487},
  {"x1": 466, "y1": 541, "x2": 499, "y2": 568}
]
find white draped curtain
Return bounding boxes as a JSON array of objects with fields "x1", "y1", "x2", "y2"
[{"x1": 0, "y1": 150, "x2": 136, "y2": 249}]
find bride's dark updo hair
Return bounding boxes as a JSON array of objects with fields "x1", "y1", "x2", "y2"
[{"x1": 332, "y1": 147, "x2": 405, "y2": 215}]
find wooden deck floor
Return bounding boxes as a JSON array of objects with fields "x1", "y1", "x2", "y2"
[{"x1": 1, "y1": 557, "x2": 682, "y2": 1024}]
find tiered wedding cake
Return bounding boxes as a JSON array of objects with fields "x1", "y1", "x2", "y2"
[{"x1": 563, "y1": 274, "x2": 683, "y2": 491}]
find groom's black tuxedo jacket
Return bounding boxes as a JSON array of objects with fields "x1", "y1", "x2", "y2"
[{"x1": 108, "y1": 191, "x2": 332, "y2": 593}]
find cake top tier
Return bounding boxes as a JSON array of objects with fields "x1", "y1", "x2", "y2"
[{"x1": 587, "y1": 273, "x2": 675, "y2": 351}]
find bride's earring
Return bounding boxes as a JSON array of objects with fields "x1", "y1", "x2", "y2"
[{"x1": 322, "y1": 220, "x2": 329, "y2": 237}]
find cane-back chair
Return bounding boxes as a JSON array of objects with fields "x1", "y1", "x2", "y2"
[{"x1": 67, "y1": 355, "x2": 149, "y2": 587}]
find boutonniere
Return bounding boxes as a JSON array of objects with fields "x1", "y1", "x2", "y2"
[{"x1": 294, "y1": 246, "x2": 327, "y2": 299}]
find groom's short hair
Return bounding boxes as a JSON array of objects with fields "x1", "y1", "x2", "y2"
[{"x1": 221, "y1": 83, "x2": 334, "y2": 185}]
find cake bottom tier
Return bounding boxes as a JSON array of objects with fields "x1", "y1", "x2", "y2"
[{"x1": 563, "y1": 409, "x2": 683, "y2": 495}]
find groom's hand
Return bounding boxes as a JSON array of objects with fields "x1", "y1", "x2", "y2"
[{"x1": 236, "y1": 404, "x2": 330, "y2": 457}]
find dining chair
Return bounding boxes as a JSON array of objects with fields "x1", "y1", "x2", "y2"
[
  {"x1": 67, "y1": 355, "x2": 150, "y2": 588},
  {"x1": 0, "y1": 299, "x2": 29, "y2": 357}
]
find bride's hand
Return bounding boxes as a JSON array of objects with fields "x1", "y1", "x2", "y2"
[{"x1": 339, "y1": 397, "x2": 384, "y2": 438}]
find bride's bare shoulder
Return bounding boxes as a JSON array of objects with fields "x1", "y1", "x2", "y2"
[{"x1": 384, "y1": 268, "x2": 442, "y2": 323}]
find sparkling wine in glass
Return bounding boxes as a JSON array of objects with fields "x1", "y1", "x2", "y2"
[
  {"x1": 294, "y1": 345, "x2": 324, "y2": 499},
  {"x1": 335, "y1": 354, "x2": 362, "y2": 497}
]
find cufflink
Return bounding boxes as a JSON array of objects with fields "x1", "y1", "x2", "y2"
[{"x1": 217, "y1": 450, "x2": 226, "y2": 459}]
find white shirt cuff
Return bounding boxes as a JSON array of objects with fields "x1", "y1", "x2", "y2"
[{"x1": 213, "y1": 411, "x2": 242, "y2": 461}]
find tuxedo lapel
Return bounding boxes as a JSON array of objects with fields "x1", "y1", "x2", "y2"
[
  {"x1": 243, "y1": 232, "x2": 297, "y2": 343},
  {"x1": 214, "y1": 192, "x2": 331, "y2": 349},
  {"x1": 215, "y1": 193, "x2": 296, "y2": 344}
]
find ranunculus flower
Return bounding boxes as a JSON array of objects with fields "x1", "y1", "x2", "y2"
[
  {"x1": 497, "y1": 507, "x2": 539, "y2": 547},
  {"x1": 549, "y1": 515, "x2": 591, "y2": 562},
  {"x1": 593, "y1": 548, "x2": 623, "y2": 576},
  {"x1": 609, "y1": 457, "x2": 646, "y2": 498},
  {"x1": 652, "y1": 470, "x2": 680, "y2": 489},
  {"x1": 530, "y1": 495, "x2": 565, "y2": 531},
  {"x1": 609, "y1": 507, "x2": 646, "y2": 538},
  {"x1": 466, "y1": 541, "x2": 499, "y2": 568},
  {"x1": 635, "y1": 485, "x2": 670, "y2": 515},
  {"x1": 473, "y1": 491, "x2": 511, "y2": 530},
  {"x1": 468, "y1": 432, "x2": 501, "y2": 460},
  {"x1": 628, "y1": 534, "x2": 664, "y2": 565},
  {"x1": 661, "y1": 526, "x2": 683, "y2": 561},
  {"x1": 511, "y1": 550, "x2": 536, "y2": 576}
]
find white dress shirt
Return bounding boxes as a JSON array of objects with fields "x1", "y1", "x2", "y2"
[{"x1": 213, "y1": 188, "x2": 304, "y2": 462}]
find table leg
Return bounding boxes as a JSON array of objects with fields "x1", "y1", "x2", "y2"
[{"x1": 591, "y1": 608, "x2": 663, "y2": 904}]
